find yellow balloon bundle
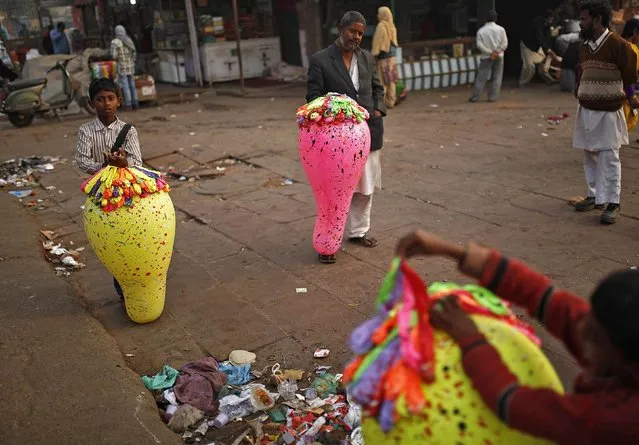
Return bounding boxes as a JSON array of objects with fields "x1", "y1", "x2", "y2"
[
  {"x1": 81, "y1": 165, "x2": 170, "y2": 212},
  {"x1": 81, "y1": 165, "x2": 175, "y2": 324}
]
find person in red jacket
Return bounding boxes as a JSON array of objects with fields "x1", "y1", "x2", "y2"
[{"x1": 396, "y1": 230, "x2": 639, "y2": 445}]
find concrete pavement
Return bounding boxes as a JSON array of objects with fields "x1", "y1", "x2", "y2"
[
  {"x1": 0, "y1": 191, "x2": 181, "y2": 445},
  {"x1": 2, "y1": 82, "x2": 639, "y2": 442}
]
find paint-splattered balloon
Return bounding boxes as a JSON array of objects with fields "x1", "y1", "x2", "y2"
[
  {"x1": 297, "y1": 94, "x2": 371, "y2": 256},
  {"x1": 362, "y1": 315, "x2": 564, "y2": 444},
  {"x1": 82, "y1": 166, "x2": 176, "y2": 324}
]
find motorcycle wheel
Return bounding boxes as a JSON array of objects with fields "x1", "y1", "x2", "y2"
[
  {"x1": 8, "y1": 112, "x2": 35, "y2": 128},
  {"x1": 76, "y1": 96, "x2": 96, "y2": 116}
]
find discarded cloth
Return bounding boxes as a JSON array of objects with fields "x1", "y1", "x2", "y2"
[
  {"x1": 219, "y1": 362, "x2": 251, "y2": 386},
  {"x1": 141, "y1": 365, "x2": 179, "y2": 391},
  {"x1": 173, "y1": 357, "x2": 227, "y2": 415}
]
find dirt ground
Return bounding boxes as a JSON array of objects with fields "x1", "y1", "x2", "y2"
[{"x1": 2, "y1": 81, "x2": 639, "y2": 442}]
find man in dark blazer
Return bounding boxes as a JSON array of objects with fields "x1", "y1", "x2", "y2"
[{"x1": 306, "y1": 10, "x2": 387, "y2": 264}]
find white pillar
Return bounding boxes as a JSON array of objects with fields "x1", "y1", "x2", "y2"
[{"x1": 184, "y1": 0, "x2": 203, "y2": 87}]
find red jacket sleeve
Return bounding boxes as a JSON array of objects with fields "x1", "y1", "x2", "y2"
[
  {"x1": 457, "y1": 334, "x2": 595, "y2": 444},
  {"x1": 478, "y1": 250, "x2": 590, "y2": 364}
]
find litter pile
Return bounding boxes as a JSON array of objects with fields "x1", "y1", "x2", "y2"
[
  {"x1": 0, "y1": 156, "x2": 62, "y2": 188},
  {"x1": 41, "y1": 230, "x2": 85, "y2": 277},
  {"x1": 143, "y1": 350, "x2": 363, "y2": 444}
]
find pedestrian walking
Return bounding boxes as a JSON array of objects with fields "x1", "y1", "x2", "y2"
[
  {"x1": 42, "y1": 25, "x2": 54, "y2": 55},
  {"x1": 306, "y1": 11, "x2": 386, "y2": 264},
  {"x1": 573, "y1": 0, "x2": 638, "y2": 224},
  {"x1": 111, "y1": 25, "x2": 139, "y2": 110},
  {"x1": 50, "y1": 22, "x2": 70, "y2": 55},
  {"x1": 371, "y1": 6, "x2": 398, "y2": 109},
  {"x1": 469, "y1": 10, "x2": 508, "y2": 103}
]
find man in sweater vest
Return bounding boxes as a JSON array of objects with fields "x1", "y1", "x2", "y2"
[{"x1": 574, "y1": 0, "x2": 638, "y2": 224}]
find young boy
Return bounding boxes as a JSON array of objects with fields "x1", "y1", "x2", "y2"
[
  {"x1": 75, "y1": 78, "x2": 143, "y2": 299},
  {"x1": 396, "y1": 230, "x2": 639, "y2": 444}
]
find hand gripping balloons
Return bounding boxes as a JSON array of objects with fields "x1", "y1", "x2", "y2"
[
  {"x1": 297, "y1": 93, "x2": 371, "y2": 256},
  {"x1": 345, "y1": 259, "x2": 564, "y2": 444},
  {"x1": 81, "y1": 166, "x2": 175, "y2": 323}
]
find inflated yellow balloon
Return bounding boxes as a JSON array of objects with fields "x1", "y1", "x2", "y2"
[
  {"x1": 363, "y1": 315, "x2": 564, "y2": 444},
  {"x1": 83, "y1": 192, "x2": 176, "y2": 323}
]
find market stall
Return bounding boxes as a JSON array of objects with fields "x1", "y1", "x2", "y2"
[
  {"x1": 152, "y1": 0, "x2": 281, "y2": 85},
  {"x1": 321, "y1": 0, "x2": 485, "y2": 93},
  {"x1": 392, "y1": 0, "x2": 483, "y2": 92}
]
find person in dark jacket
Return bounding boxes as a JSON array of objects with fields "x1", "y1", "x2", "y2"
[
  {"x1": 520, "y1": 10, "x2": 556, "y2": 87},
  {"x1": 306, "y1": 11, "x2": 386, "y2": 264},
  {"x1": 42, "y1": 25, "x2": 54, "y2": 55}
]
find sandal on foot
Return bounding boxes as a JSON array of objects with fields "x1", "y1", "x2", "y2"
[
  {"x1": 349, "y1": 235, "x2": 379, "y2": 248},
  {"x1": 318, "y1": 254, "x2": 336, "y2": 264}
]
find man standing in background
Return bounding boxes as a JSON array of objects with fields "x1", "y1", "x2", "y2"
[
  {"x1": 469, "y1": 10, "x2": 508, "y2": 103},
  {"x1": 573, "y1": 0, "x2": 637, "y2": 224},
  {"x1": 519, "y1": 10, "x2": 556, "y2": 87}
]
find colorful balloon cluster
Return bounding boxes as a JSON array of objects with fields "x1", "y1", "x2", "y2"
[
  {"x1": 343, "y1": 258, "x2": 541, "y2": 433},
  {"x1": 296, "y1": 93, "x2": 370, "y2": 128},
  {"x1": 81, "y1": 165, "x2": 170, "y2": 212},
  {"x1": 90, "y1": 61, "x2": 118, "y2": 80}
]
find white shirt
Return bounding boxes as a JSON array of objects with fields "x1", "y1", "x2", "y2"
[
  {"x1": 349, "y1": 52, "x2": 360, "y2": 92},
  {"x1": 586, "y1": 28, "x2": 610, "y2": 52},
  {"x1": 476, "y1": 22, "x2": 508, "y2": 59}
]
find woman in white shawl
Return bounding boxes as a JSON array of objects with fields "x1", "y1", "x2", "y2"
[
  {"x1": 111, "y1": 25, "x2": 139, "y2": 110},
  {"x1": 371, "y1": 6, "x2": 399, "y2": 109}
]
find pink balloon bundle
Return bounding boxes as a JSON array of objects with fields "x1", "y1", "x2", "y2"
[{"x1": 297, "y1": 93, "x2": 371, "y2": 256}]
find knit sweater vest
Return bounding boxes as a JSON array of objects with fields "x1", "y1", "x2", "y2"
[{"x1": 577, "y1": 31, "x2": 637, "y2": 111}]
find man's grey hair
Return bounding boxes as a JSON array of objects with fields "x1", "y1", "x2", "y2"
[{"x1": 339, "y1": 11, "x2": 366, "y2": 28}]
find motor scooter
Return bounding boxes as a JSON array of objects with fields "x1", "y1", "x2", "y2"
[{"x1": 0, "y1": 57, "x2": 93, "y2": 128}]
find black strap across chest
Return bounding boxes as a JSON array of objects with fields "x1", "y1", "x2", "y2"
[{"x1": 111, "y1": 123, "x2": 133, "y2": 153}]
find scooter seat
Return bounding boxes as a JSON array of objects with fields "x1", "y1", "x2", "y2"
[{"x1": 8, "y1": 77, "x2": 47, "y2": 92}]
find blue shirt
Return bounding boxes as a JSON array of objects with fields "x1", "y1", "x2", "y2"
[{"x1": 50, "y1": 29, "x2": 70, "y2": 54}]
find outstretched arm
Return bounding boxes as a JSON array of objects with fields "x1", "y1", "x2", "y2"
[{"x1": 396, "y1": 231, "x2": 590, "y2": 362}]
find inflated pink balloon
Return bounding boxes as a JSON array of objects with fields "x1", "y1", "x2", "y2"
[{"x1": 297, "y1": 94, "x2": 371, "y2": 256}]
